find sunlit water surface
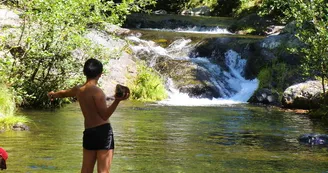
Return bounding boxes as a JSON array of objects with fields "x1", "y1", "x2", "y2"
[{"x1": 1, "y1": 102, "x2": 328, "y2": 173}]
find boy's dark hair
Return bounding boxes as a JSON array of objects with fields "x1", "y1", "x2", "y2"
[{"x1": 83, "y1": 58, "x2": 103, "y2": 79}]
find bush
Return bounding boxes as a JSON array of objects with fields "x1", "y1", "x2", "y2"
[{"x1": 129, "y1": 62, "x2": 168, "y2": 102}]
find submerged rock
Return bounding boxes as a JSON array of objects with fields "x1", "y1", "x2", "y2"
[
  {"x1": 12, "y1": 122, "x2": 29, "y2": 131},
  {"x1": 298, "y1": 134, "x2": 328, "y2": 146}
]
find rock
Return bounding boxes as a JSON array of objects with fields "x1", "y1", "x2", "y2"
[
  {"x1": 298, "y1": 134, "x2": 328, "y2": 146},
  {"x1": 0, "y1": 8, "x2": 21, "y2": 28},
  {"x1": 78, "y1": 27, "x2": 137, "y2": 99},
  {"x1": 153, "y1": 10, "x2": 167, "y2": 15},
  {"x1": 103, "y1": 23, "x2": 133, "y2": 36},
  {"x1": 85, "y1": 29, "x2": 128, "y2": 53},
  {"x1": 99, "y1": 51, "x2": 137, "y2": 99},
  {"x1": 248, "y1": 88, "x2": 280, "y2": 105},
  {"x1": 282, "y1": 80, "x2": 327, "y2": 109},
  {"x1": 181, "y1": 6, "x2": 211, "y2": 16},
  {"x1": 265, "y1": 25, "x2": 285, "y2": 35},
  {"x1": 259, "y1": 34, "x2": 302, "y2": 50},
  {"x1": 191, "y1": 6, "x2": 211, "y2": 16},
  {"x1": 12, "y1": 122, "x2": 29, "y2": 131},
  {"x1": 281, "y1": 21, "x2": 298, "y2": 34}
]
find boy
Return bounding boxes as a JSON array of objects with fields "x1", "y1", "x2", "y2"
[{"x1": 48, "y1": 58, "x2": 130, "y2": 173}]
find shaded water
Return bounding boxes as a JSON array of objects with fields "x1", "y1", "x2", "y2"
[{"x1": 1, "y1": 102, "x2": 328, "y2": 172}]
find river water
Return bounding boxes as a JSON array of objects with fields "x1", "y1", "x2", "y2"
[{"x1": 1, "y1": 101, "x2": 328, "y2": 173}]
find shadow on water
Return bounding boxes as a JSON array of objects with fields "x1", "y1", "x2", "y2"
[{"x1": 1, "y1": 102, "x2": 328, "y2": 172}]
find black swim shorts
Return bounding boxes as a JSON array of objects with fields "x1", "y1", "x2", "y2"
[{"x1": 83, "y1": 123, "x2": 114, "y2": 150}]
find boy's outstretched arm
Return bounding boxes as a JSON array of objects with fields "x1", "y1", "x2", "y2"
[
  {"x1": 48, "y1": 86, "x2": 79, "y2": 99},
  {"x1": 93, "y1": 88, "x2": 130, "y2": 121}
]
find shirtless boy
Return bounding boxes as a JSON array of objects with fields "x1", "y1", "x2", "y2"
[{"x1": 48, "y1": 58, "x2": 129, "y2": 173}]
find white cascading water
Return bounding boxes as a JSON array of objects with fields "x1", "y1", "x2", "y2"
[
  {"x1": 142, "y1": 26, "x2": 232, "y2": 34},
  {"x1": 127, "y1": 36, "x2": 258, "y2": 106}
]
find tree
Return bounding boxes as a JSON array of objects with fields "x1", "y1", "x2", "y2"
[
  {"x1": 285, "y1": 0, "x2": 328, "y2": 96},
  {"x1": 0, "y1": 0, "x2": 156, "y2": 108}
]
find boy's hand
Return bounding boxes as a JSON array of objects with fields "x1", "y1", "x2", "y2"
[{"x1": 47, "y1": 91, "x2": 55, "y2": 101}]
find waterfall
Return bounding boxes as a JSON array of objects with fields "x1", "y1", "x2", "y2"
[
  {"x1": 127, "y1": 36, "x2": 258, "y2": 106},
  {"x1": 142, "y1": 26, "x2": 232, "y2": 34}
]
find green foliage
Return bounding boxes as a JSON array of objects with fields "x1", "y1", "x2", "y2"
[
  {"x1": 1, "y1": 0, "x2": 156, "y2": 108},
  {"x1": 234, "y1": 0, "x2": 261, "y2": 17},
  {"x1": 0, "y1": 115, "x2": 30, "y2": 131},
  {"x1": 309, "y1": 105, "x2": 328, "y2": 119},
  {"x1": 0, "y1": 83, "x2": 29, "y2": 131},
  {"x1": 129, "y1": 62, "x2": 168, "y2": 102},
  {"x1": 285, "y1": 0, "x2": 328, "y2": 95},
  {"x1": 258, "y1": 0, "x2": 290, "y2": 22},
  {"x1": 184, "y1": 0, "x2": 217, "y2": 9},
  {"x1": 258, "y1": 68, "x2": 271, "y2": 89},
  {"x1": 0, "y1": 83, "x2": 16, "y2": 117},
  {"x1": 257, "y1": 62, "x2": 290, "y2": 92},
  {"x1": 259, "y1": 0, "x2": 328, "y2": 101}
]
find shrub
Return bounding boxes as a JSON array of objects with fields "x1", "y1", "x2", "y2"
[{"x1": 129, "y1": 62, "x2": 168, "y2": 102}]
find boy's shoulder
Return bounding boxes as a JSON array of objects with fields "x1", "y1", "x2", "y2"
[{"x1": 83, "y1": 84, "x2": 104, "y2": 94}]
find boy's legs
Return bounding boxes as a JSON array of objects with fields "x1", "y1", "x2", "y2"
[
  {"x1": 81, "y1": 149, "x2": 97, "y2": 173},
  {"x1": 96, "y1": 149, "x2": 114, "y2": 173}
]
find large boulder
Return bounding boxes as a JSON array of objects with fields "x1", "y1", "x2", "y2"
[
  {"x1": 282, "y1": 80, "x2": 327, "y2": 109},
  {"x1": 84, "y1": 28, "x2": 137, "y2": 98},
  {"x1": 154, "y1": 57, "x2": 222, "y2": 98}
]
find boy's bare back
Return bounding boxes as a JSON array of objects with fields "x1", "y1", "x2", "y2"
[{"x1": 76, "y1": 83, "x2": 109, "y2": 129}]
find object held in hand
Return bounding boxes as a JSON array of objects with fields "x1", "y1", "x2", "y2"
[{"x1": 115, "y1": 84, "x2": 128, "y2": 98}]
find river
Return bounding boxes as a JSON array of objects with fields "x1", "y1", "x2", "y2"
[{"x1": 1, "y1": 101, "x2": 328, "y2": 172}]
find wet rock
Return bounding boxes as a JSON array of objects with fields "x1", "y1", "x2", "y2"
[
  {"x1": 248, "y1": 88, "x2": 280, "y2": 106},
  {"x1": 298, "y1": 134, "x2": 328, "y2": 146},
  {"x1": 12, "y1": 122, "x2": 29, "y2": 131}
]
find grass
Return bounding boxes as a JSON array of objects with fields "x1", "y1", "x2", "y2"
[
  {"x1": 0, "y1": 115, "x2": 30, "y2": 131},
  {"x1": 0, "y1": 83, "x2": 30, "y2": 131},
  {"x1": 0, "y1": 83, "x2": 16, "y2": 117}
]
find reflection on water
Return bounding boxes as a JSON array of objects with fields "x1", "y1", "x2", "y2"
[{"x1": 1, "y1": 102, "x2": 328, "y2": 172}]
